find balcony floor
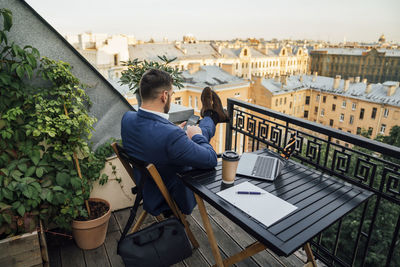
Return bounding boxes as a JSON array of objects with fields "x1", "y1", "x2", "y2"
[{"x1": 47, "y1": 203, "x2": 312, "y2": 267}]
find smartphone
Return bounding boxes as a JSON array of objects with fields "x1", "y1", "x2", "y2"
[{"x1": 183, "y1": 115, "x2": 200, "y2": 131}]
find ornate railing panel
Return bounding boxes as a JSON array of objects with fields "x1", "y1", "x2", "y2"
[{"x1": 225, "y1": 98, "x2": 400, "y2": 267}]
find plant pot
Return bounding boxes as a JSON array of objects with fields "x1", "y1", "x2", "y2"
[{"x1": 71, "y1": 198, "x2": 111, "y2": 250}]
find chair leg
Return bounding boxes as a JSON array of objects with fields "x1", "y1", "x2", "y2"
[
  {"x1": 130, "y1": 210, "x2": 148, "y2": 234},
  {"x1": 212, "y1": 242, "x2": 266, "y2": 267},
  {"x1": 155, "y1": 215, "x2": 163, "y2": 222}
]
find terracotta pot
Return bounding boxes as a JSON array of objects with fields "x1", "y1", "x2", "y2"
[{"x1": 72, "y1": 198, "x2": 111, "y2": 250}]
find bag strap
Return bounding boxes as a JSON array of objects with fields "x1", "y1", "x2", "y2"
[{"x1": 119, "y1": 175, "x2": 145, "y2": 241}]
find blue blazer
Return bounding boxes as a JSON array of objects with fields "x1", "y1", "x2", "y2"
[{"x1": 121, "y1": 109, "x2": 217, "y2": 215}]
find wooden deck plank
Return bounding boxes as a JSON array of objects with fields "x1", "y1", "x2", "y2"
[
  {"x1": 190, "y1": 207, "x2": 260, "y2": 267},
  {"x1": 113, "y1": 208, "x2": 130, "y2": 232},
  {"x1": 204, "y1": 203, "x2": 304, "y2": 267},
  {"x1": 104, "y1": 230, "x2": 125, "y2": 267},
  {"x1": 83, "y1": 245, "x2": 110, "y2": 267},
  {"x1": 183, "y1": 248, "x2": 211, "y2": 267},
  {"x1": 60, "y1": 239, "x2": 86, "y2": 267},
  {"x1": 47, "y1": 247, "x2": 62, "y2": 267},
  {"x1": 107, "y1": 213, "x2": 120, "y2": 233}
]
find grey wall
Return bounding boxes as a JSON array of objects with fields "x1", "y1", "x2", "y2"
[{"x1": 0, "y1": 0, "x2": 133, "y2": 149}]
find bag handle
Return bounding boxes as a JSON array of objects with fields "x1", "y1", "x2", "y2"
[{"x1": 132, "y1": 227, "x2": 164, "y2": 246}]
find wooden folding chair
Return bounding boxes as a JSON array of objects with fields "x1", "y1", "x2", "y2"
[{"x1": 111, "y1": 142, "x2": 199, "y2": 249}]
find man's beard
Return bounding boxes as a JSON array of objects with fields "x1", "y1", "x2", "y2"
[{"x1": 163, "y1": 93, "x2": 171, "y2": 114}]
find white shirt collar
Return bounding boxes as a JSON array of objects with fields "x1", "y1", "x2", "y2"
[{"x1": 139, "y1": 107, "x2": 169, "y2": 120}]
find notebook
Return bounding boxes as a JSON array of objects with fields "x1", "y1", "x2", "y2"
[
  {"x1": 216, "y1": 181, "x2": 297, "y2": 227},
  {"x1": 236, "y1": 133, "x2": 297, "y2": 181}
]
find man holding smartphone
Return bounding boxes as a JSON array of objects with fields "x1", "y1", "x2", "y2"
[{"x1": 121, "y1": 69, "x2": 228, "y2": 216}]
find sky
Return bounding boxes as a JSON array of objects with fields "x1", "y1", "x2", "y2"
[{"x1": 25, "y1": 0, "x2": 400, "y2": 43}]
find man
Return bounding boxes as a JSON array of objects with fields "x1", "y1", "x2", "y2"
[{"x1": 121, "y1": 69, "x2": 228, "y2": 216}]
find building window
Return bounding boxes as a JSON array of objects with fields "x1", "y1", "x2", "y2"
[
  {"x1": 236, "y1": 63, "x2": 238, "y2": 70},
  {"x1": 342, "y1": 100, "x2": 346, "y2": 108},
  {"x1": 244, "y1": 49, "x2": 247, "y2": 56},
  {"x1": 275, "y1": 99, "x2": 278, "y2": 106},
  {"x1": 189, "y1": 95, "x2": 192, "y2": 107},
  {"x1": 368, "y1": 127, "x2": 373, "y2": 136},
  {"x1": 371, "y1": 107, "x2": 377, "y2": 119},
  {"x1": 314, "y1": 107, "x2": 318, "y2": 114},
  {"x1": 174, "y1": 97, "x2": 182, "y2": 105},
  {"x1": 316, "y1": 95, "x2": 320, "y2": 102},
  {"x1": 360, "y1": 108, "x2": 365, "y2": 119},
  {"x1": 357, "y1": 127, "x2": 361, "y2": 134},
  {"x1": 380, "y1": 124, "x2": 386, "y2": 134},
  {"x1": 332, "y1": 104, "x2": 336, "y2": 111},
  {"x1": 321, "y1": 108, "x2": 325, "y2": 116},
  {"x1": 195, "y1": 96, "x2": 198, "y2": 109},
  {"x1": 234, "y1": 92, "x2": 240, "y2": 97},
  {"x1": 349, "y1": 115, "x2": 354, "y2": 124},
  {"x1": 290, "y1": 102, "x2": 292, "y2": 109},
  {"x1": 329, "y1": 119, "x2": 334, "y2": 126},
  {"x1": 323, "y1": 96, "x2": 327, "y2": 103},
  {"x1": 280, "y1": 98, "x2": 282, "y2": 105},
  {"x1": 304, "y1": 110, "x2": 309, "y2": 118},
  {"x1": 384, "y1": 108, "x2": 389, "y2": 118},
  {"x1": 305, "y1": 96, "x2": 310, "y2": 105},
  {"x1": 352, "y1": 103, "x2": 357, "y2": 110},
  {"x1": 284, "y1": 97, "x2": 287, "y2": 104},
  {"x1": 340, "y1": 113, "x2": 344, "y2": 122},
  {"x1": 242, "y1": 63, "x2": 244, "y2": 68}
]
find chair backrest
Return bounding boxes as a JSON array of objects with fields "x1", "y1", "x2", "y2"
[{"x1": 111, "y1": 142, "x2": 180, "y2": 218}]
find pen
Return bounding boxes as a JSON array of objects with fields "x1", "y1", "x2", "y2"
[{"x1": 236, "y1": 191, "x2": 264, "y2": 195}]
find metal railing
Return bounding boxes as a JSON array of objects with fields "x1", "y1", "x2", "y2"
[{"x1": 225, "y1": 98, "x2": 400, "y2": 267}]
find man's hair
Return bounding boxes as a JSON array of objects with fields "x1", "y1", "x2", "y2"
[{"x1": 139, "y1": 69, "x2": 173, "y2": 101}]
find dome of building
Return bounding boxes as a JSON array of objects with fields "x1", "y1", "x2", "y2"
[{"x1": 378, "y1": 34, "x2": 386, "y2": 43}]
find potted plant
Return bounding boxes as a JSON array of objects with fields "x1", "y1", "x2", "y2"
[
  {"x1": 0, "y1": 8, "x2": 112, "y2": 253},
  {"x1": 119, "y1": 56, "x2": 184, "y2": 107}
]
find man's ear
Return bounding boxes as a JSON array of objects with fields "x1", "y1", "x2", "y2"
[{"x1": 161, "y1": 90, "x2": 167, "y2": 103}]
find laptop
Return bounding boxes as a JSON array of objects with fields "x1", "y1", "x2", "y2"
[{"x1": 236, "y1": 133, "x2": 297, "y2": 181}]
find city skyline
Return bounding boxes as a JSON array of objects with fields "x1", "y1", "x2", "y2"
[{"x1": 25, "y1": 0, "x2": 400, "y2": 43}]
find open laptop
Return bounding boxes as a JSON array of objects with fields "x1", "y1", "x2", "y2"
[{"x1": 236, "y1": 133, "x2": 297, "y2": 181}]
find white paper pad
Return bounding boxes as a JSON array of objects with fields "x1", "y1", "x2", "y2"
[{"x1": 217, "y1": 181, "x2": 297, "y2": 227}]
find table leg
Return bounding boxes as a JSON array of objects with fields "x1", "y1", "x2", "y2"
[
  {"x1": 304, "y1": 243, "x2": 317, "y2": 267},
  {"x1": 211, "y1": 241, "x2": 266, "y2": 267},
  {"x1": 194, "y1": 193, "x2": 224, "y2": 267}
]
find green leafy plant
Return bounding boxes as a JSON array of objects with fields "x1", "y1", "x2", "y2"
[
  {"x1": 0, "y1": 9, "x2": 112, "y2": 236},
  {"x1": 119, "y1": 55, "x2": 184, "y2": 96}
]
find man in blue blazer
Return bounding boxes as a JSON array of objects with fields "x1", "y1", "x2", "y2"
[{"x1": 121, "y1": 69, "x2": 228, "y2": 216}]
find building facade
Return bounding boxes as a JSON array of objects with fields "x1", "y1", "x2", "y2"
[
  {"x1": 252, "y1": 74, "x2": 400, "y2": 142},
  {"x1": 310, "y1": 48, "x2": 400, "y2": 83}
]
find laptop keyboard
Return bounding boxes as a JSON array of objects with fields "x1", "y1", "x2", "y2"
[{"x1": 252, "y1": 156, "x2": 275, "y2": 178}]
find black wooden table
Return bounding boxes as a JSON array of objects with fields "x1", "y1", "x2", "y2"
[{"x1": 180, "y1": 150, "x2": 373, "y2": 267}]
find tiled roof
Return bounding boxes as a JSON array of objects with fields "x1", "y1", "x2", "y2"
[{"x1": 261, "y1": 75, "x2": 400, "y2": 107}]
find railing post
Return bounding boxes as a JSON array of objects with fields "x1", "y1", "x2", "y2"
[{"x1": 225, "y1": 99, "x2": 234, "y2": 151}]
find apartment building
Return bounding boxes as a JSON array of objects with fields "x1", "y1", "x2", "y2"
[
  {"x1": 252, "y1": 74, "x2": 400, "y2": 142},
  {"x1": 310, "y1": 47, "x2": 400, "y2": 83}
]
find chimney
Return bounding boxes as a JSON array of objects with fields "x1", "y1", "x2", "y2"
[
  {"x1": 355, "y1": 76, "x2": 360, "y2": 83},
  {"x1": 299, "y1": 75, "x2": 303, "y2": 82},
  {"x1": 187, "y1": 62, "x2": 201, "y2": 74},
  {"x1": 280, "y1": 75, "x2": 287, "y2": 86},
  {"x1": 274, "y1": 75, "x2": 280, "y2": 82},
  {"x1": 264, "y1": 46, "x2": 269, "y2": 55},
  {"x1": 175, "y1": 41, "x2": 181, "y2": 49},
  {"x1": 386, "y1": 82, "x2": 399, "y2": 96},
  {"x1": 221, "y1": 64, "x2": 234, "y2": 75},
  {"x1": 362, "y1": 78, "x2": 368, "y2": 84},
  {"x1": 218, "y1": 45, "x2": 223, "y2": 54},
  {"x1": 349, "y1": 77, "x2": 355, "y2": 83},
  {"x1": 344, "y1": 79, "x2": 350, "y2": 91},
  {"x1": 333, "y1": 75, "x2": 341, "y2": 89},
  {"x1": 365, "y1": 83, "x2": 372, "y2": 94},
  {"x1": 312, "y1": 71, "x2": 318, "y2": 82}
]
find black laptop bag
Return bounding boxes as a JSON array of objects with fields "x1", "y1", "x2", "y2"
[{"x1": 117, "y1": 178, "x2": 192, "y2": 267}]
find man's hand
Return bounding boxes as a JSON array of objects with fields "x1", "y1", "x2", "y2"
[
  {"x1": 178, "y1": 121, "x2": 187, "y2": 130},
  {"x1": 186, "y1": 125, "x2": 202, "y2": 140}
]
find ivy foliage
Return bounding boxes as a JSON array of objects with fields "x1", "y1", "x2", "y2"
[{"x1": 0, "y1": 9, "x2": 110, "y2": 237}]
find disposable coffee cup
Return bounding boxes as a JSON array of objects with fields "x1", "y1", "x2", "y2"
[{"x1": 221, "y1": 151, "x2": 240, "y2": 184}]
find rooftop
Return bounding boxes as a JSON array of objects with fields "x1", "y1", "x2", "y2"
[
  {"x1": 260, "y1": 75, "x2": 400, "y2": 107},
  {"x1": 182, "y1": 65, "x2": 250, "y2": 89},
  {"x1": 311, "y1": 47, "x2": 400, "y2": 57}
]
